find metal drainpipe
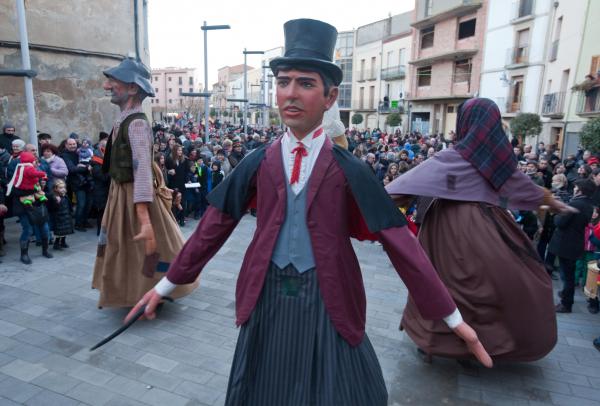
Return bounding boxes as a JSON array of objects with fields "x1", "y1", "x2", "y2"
[
  {"x1": 15, "y1": 0, "x2": 37, "y2": 146},
  {"x1": 133, "y1": 0, "x2": 140, "y2": 61}
]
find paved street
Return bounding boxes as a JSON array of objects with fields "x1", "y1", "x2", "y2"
[{"x1": 0, "y1": 216, "x2": 599, "y2": 405}]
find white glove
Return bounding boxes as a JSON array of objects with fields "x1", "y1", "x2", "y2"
[{"x1": 323, "y1": 102, "x2": 346, "y2": 139}]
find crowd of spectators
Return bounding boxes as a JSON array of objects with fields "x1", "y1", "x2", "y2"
[{"x1": 1, "y1": 118, "x2": 600, "y2": 347}]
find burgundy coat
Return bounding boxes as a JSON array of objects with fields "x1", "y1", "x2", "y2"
[{"x1": 166, "y1": 137, "x2": 456, "y2": 346}]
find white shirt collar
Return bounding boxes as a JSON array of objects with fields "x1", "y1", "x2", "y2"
[{"x1": 286, "y1": 126, "x2": 323, "y2": 152}]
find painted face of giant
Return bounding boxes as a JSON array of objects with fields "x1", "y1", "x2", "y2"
[{"x1": 275, "y1": 69, "x2": 337, "y2": 139}]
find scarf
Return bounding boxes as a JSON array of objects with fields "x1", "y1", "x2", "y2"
[{"x1": 454, "y1": 98, "x2": 517, "y2": 190}]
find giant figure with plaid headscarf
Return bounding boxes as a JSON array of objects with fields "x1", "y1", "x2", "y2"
[{"x1": 387, "y1": 98, "x2": 573, "y2": 362}]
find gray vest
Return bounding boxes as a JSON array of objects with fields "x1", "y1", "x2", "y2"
[{"x1": 271, "y1": 181, "x2": 316, "y2": 273}]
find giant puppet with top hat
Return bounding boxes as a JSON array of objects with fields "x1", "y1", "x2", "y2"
[
  {"x1": 127, "y1": 19, "x2": 491, "y2": 406},
  {"x1": 91, "y1": 58, "x2": 198, "y2": 309}
]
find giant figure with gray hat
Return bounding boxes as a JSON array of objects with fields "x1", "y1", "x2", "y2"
[
  {"x1": 127, "y1": 19, "x2": 491, "y2": 405},
  {"x1": 92, "y1": 58, "x2": 198, "y2": 308}
]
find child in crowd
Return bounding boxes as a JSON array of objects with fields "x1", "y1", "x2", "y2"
[
  {"x1": 6, "y1": 151, "x2": 48, "y2": 206},
  {"x1": 576, "y1": 208, "x2": 600, "y2": 287},
  {"x1": 211, "y1": 160, "x2": 224, "y2": 189},
  {"x1": 47, "y1": 179, "x2": 74, "y2": 250},
  {"x1": 184, "y1": 160, "x2": 201, "y2": 219},
  {"x1": 77, "y1": 140, "x2": 94, "y2": 188},
  {"x1": 79, "y1": 139, "x2": 94, "y2": 163},
  {"x1": 171, "y1": 189, "x2": 185, "y2": 227}
]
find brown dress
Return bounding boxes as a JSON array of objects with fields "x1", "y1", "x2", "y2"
[
  {"x1": 92, "y1": 163, "x2": 198, "y2": 308},
  {"x1": 401, "y1": 199, "x2": 557, "y2": 362}
]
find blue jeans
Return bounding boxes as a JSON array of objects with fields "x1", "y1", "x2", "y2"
[
  {"x1": 74, "y1": 189, "x2": 91, "y2": 226},
  {"x1": 18, "y1": 214, "x2": 49, "y2": 243}
]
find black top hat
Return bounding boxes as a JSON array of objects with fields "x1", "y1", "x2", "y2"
[
  {"x1": 269, "y1": 19, "x2": 343, "y2": 86},
  {"x1": 103, "y1": 58, "x2": 155, "y2": 97}
]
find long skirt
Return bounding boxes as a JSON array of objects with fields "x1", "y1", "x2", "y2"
[
  {"x1": 225, "y1": 263, "x2": 387, "y2": 406},
  {"x1": 402, "y1": 200, "x2": 557, "y2": 362},
  {"x1": 92, "y1": 181, "x2": 198, "y2": 308}
]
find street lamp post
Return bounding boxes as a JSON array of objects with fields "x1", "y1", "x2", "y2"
[
  {"x1": 250, "y1": 83, "x2": 260, "y2": 126},
  {"x1": 261, "y1": 64, "x2": 270, "y2": 128},
  {"x1": 201, "y1": 21, "x2": 230, "y2": 144},
  {"x1": 243, "y1": 49, "x2": 264, "y2": 135},
  {"x1": 227, "y1": 98, "x2": 248, "y2": 128}
]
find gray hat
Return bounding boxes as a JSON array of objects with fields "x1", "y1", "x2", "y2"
[
  {"x1": 103, "y1": 58, "x2": 155, "y2": 97},
  {"x1": 2, "y1": 122, "x2": 14, "y2": 132}
]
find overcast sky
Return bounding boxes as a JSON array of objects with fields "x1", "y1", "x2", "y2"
[{"x1": 148, "y1": 0, "x2": 415, "y2": 87}]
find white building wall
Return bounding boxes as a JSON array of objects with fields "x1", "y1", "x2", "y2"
[
  {"x1": 351, "y1": 40, "x2": 382, "y2": 130},
  {"x1": 537, "y1": 0, "x2": 588, "y2": 148},
  {"x1": 479, "y1": 0, "x2": 514, "y2": 112},
  {"x1": 480, "y1": 0, "x2": 552, "y2": 140}
]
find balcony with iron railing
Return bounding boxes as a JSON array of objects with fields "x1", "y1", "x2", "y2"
[
  {"x1": 352, "y1": 99, "x2": 377, "y2": 111},
  {"x1": 576, "y1": 88, "x2": 600, "y2": 116},
  {"x1": 549, "y1": 40, "x2": 559, "y2": 62},
  {"x1": 378, "y1": 101, "x2": 404, "y2": 114},
  {"x1": 541, "y1": 92, "x2": 565, "y2": 117},
  {"x1": 355, "y1": 69, "x2": 377, "y2": 82},
  {"x1": 506, "y1": 46, "x2": 529, "y2": 67},
  {"x1": 381, "y1": 65, "x2": 406, "y2": 81},
  {"x1": 505, "y1": 95, "x2": 525, "y2": 114}
]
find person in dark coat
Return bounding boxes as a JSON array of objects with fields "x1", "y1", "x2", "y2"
[
  {"x1": 90, "y1": 140, "x2": 110, "y2": 235},
  {"x1": 590, "y1": 167, "x2": 600, "y2": 206},
  {"x1": 0, "y1": 180, "x2": 7, "y2": 260},
  {"x1": 550, "y1": 178, "x2": 596, "y2": 313},
  {"x1": 211, "y1": 160, "x2": 224, "y2": 189},
  {"x1": 0, "y1": 123, "x2": 20, "y2": 152},
  {"x1": 61, "y1": 138, "x2": 93, "y2": 231},
  {"x1": 47, "y1": 179, "x2": 73, "y2": 249},
  {"x1": 227, "y1": 141, "x2": 245, "y2": 169},
  {"x1": 165, "y1": 144, "x2": 188, "y2": 193}
]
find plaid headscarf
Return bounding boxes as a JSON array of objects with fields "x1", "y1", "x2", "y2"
[{"x1": 454, "y1": 98, "x2": 517, "y2": 190}]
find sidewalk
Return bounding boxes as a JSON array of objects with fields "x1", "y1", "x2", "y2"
[{"x1": 0, "y1": 216, "x2": 599, "y2": 405}]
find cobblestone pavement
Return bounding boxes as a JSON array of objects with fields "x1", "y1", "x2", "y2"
[{"x1": 0, "y1": 216, "x2": 599, "y2": 406}]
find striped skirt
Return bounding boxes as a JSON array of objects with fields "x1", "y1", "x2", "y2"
[{"x1": 225, "y1": 263, "x2": 387, "y2": 406}]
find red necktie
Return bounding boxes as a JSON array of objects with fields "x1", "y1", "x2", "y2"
[{"x1": 289, "y1": 128, "x2": 324, "y2": 185}]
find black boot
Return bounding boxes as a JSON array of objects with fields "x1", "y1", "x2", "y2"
[
  {"x1": 41, "y1": 238, "x2": 53, "y2": 259},
  {"x1": 60, "y1": 237, "x2": 69, "y2": 249},
  {"x1": 0, "y1": 230, "x2": 5, "y2": 257},
  {"x1": 588, "y1": 297, "x2": 599, "y2": 314},
  {"x1": 20, "y1": 241, "x2": 32, "y2": 264},
  {"x1": 53, "y1": 238, "x2": 62, "y2": 250}
]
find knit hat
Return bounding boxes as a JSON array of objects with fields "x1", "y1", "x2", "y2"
[{"x1": 2, "y1": 122, "x2": 15, "y2": 132}]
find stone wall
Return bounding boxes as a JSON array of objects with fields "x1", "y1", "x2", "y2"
[{"x1": 0, "y1": 0, "x2": 151, "y2": 143}]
